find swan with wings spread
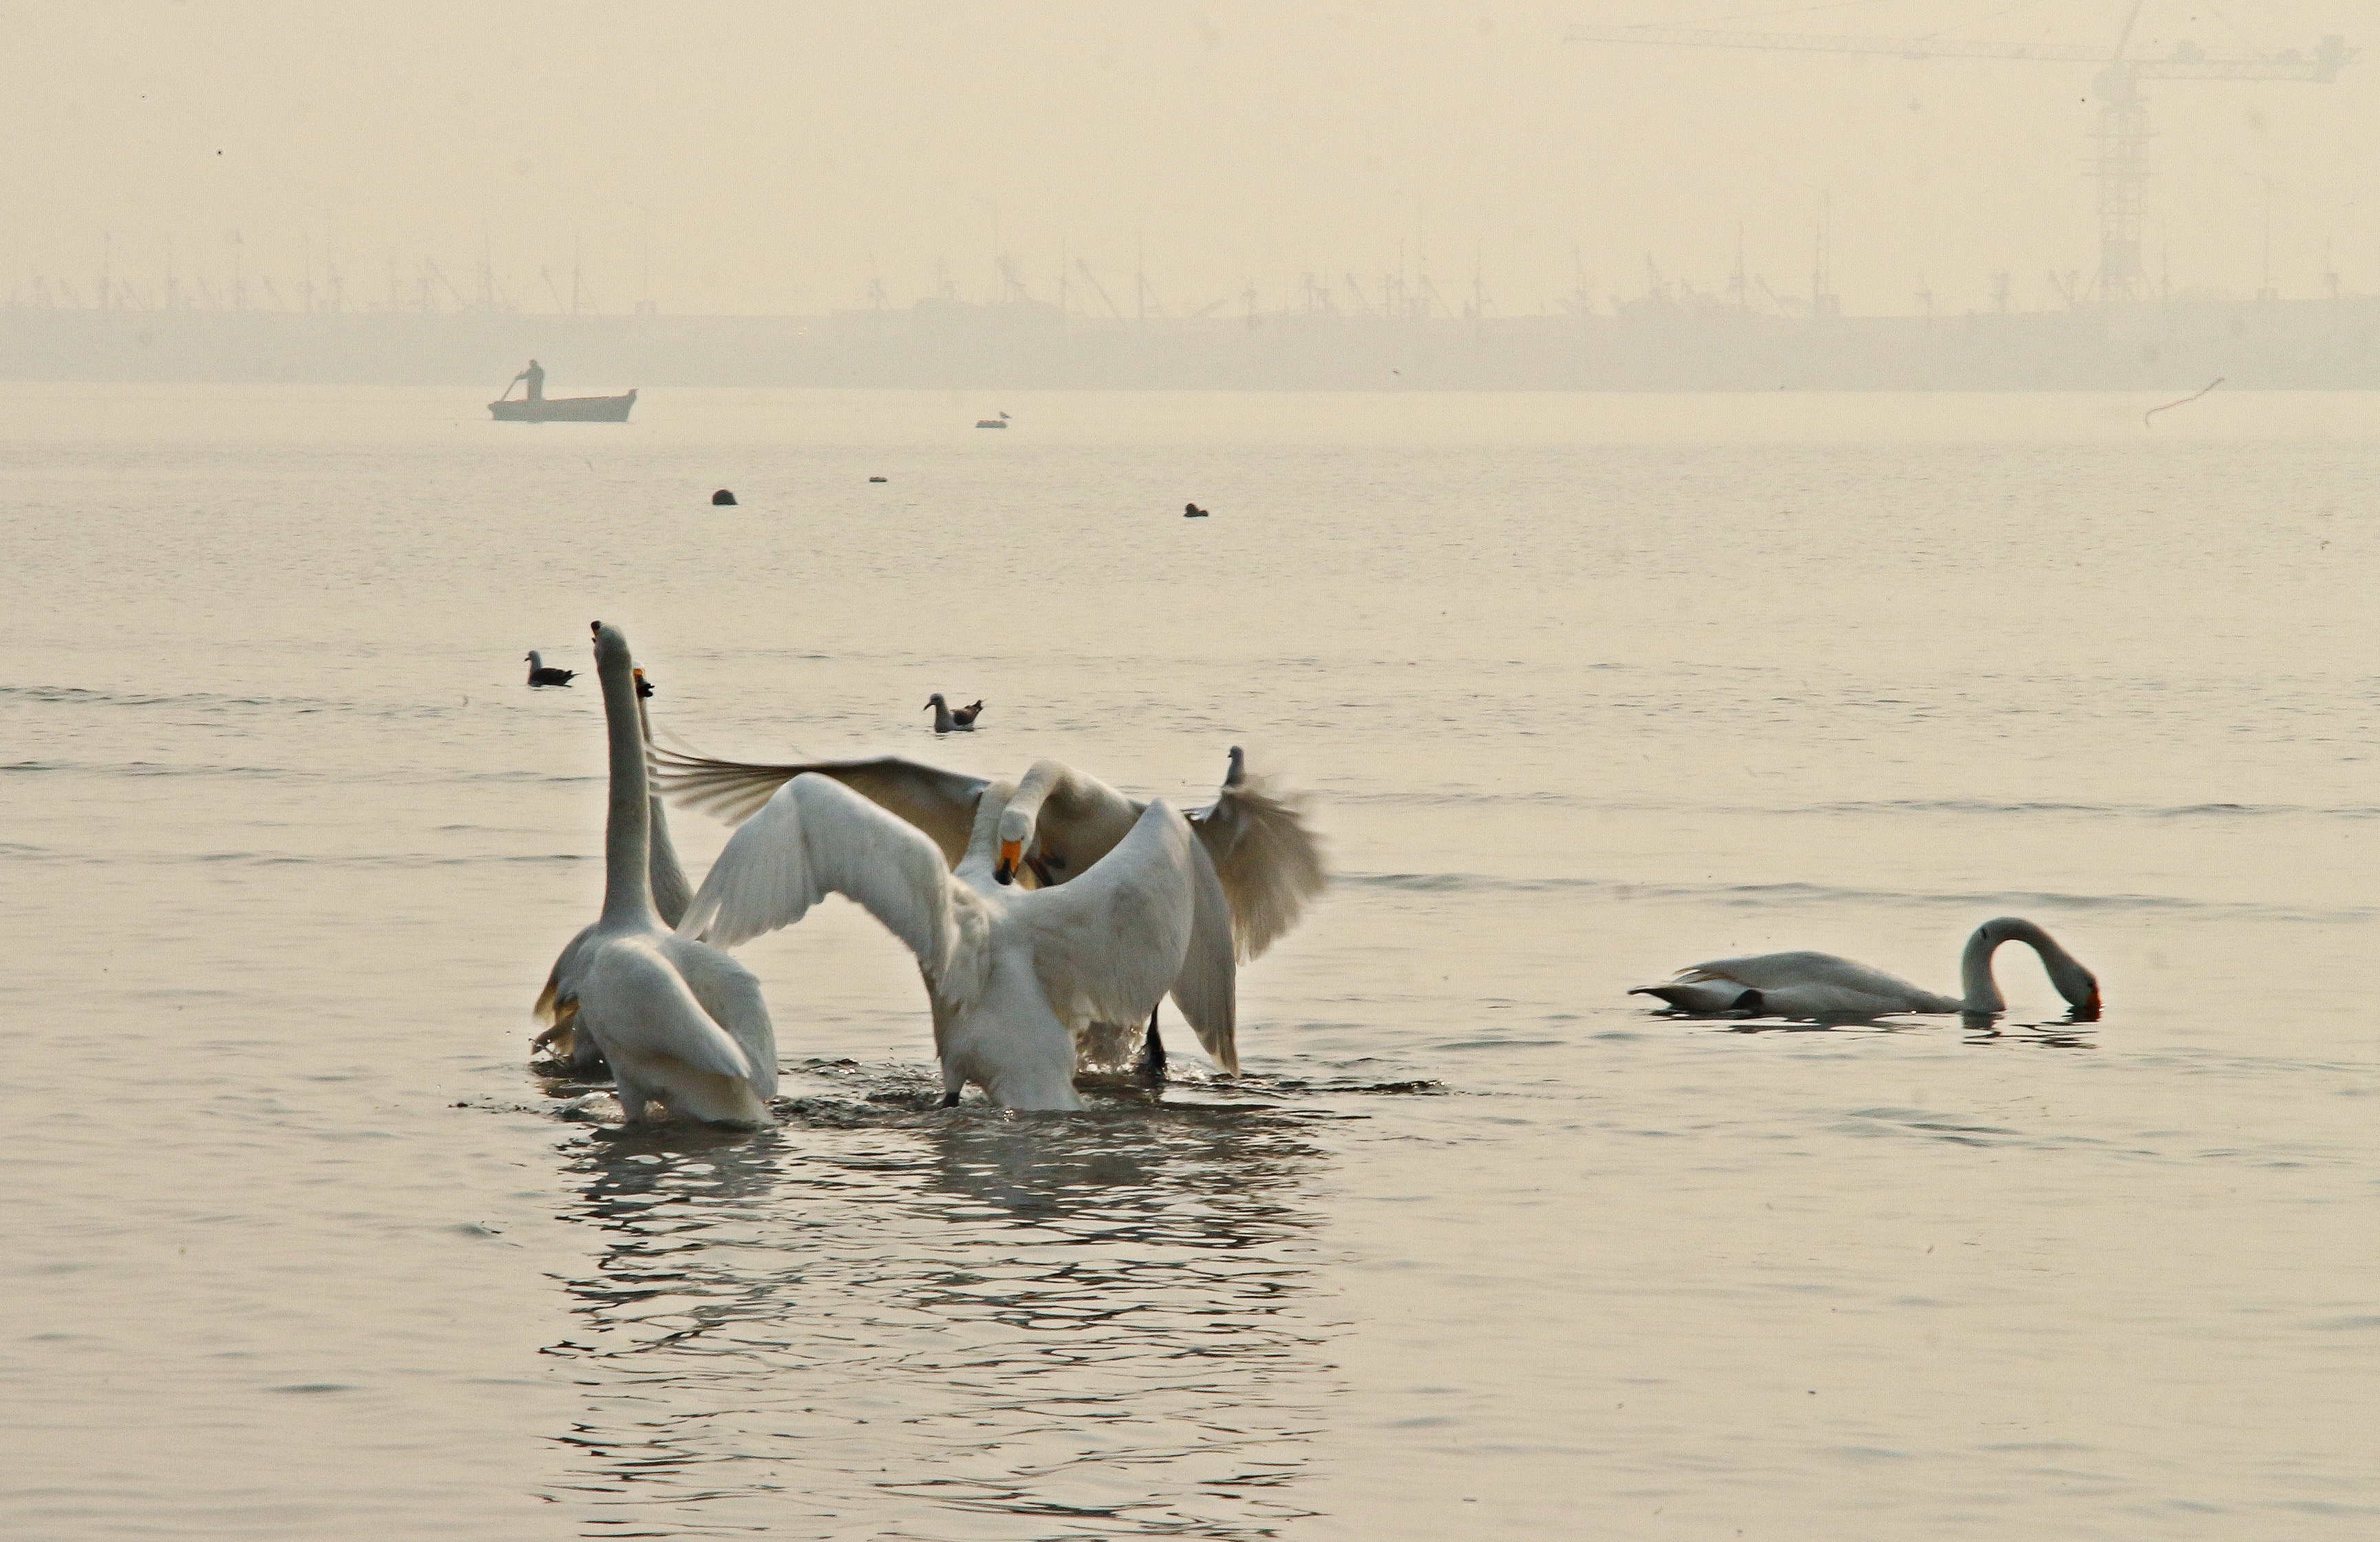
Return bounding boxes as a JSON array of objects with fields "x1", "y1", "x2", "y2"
[
  {"x1": 653, "y1": 742, "x2": 1324, "y2": 963},
  {"x1": 677, "y1": 772, "x2": 1235, "y2": 1110}
]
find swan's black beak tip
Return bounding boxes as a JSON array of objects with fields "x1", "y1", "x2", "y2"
[{"x1": 993, "y1": 862, "x2": 1014, "y2": 885}]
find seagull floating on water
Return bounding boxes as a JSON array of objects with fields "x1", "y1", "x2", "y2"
[
  {"x1": 524, "y1": 651, "x2": 576, "y2": 688},
  {"x1": 924, "y1": 693, "x2": 977, "y2": 733}
]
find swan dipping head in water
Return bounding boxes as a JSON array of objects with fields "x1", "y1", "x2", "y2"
[{"x1": 1633, "y1": 916, "x2": 2100, "y2": 1021}]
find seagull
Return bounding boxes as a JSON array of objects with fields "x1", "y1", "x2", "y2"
[
  {"x1": 924, "y1": 693, "x2": 975, "y2": 733},
  {"x1": 530, "y1": 624, "x2": 777, "y2": 1127},
  {"x1": 678, "y1": 774, "x2": 1230, "y2": 1109},
  {"x1": 1631, "y1": 917, "x2": 2101, "y2": 1020},
  {"x1": 524, "y1": 651, "x2": 575, "y2": 687}
]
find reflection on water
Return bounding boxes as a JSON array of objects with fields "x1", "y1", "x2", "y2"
[{"x1": 544, "y1": 1097, "x2": 1336, "y2": 1539}]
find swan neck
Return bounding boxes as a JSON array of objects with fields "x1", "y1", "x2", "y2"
[
  {"x1": 955, "y1": 780, "x2": 1017, "y2": 889},
  {"x1": 1957, "y1": 928, "x2": 2008, "y2": 1013},
  {"x1": 1008, "y1": 761, "x2": 1063, "y2": 826},
  {"x1": 598, "y1": 646, "x2": 658, "y2": 927}
]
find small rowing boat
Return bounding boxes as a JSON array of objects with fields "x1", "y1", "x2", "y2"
[{"x1": 490, "y1": 388, "x2": 637, "y2": 423}]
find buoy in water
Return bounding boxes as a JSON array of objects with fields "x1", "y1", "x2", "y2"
[{"x1": 712, "y1": 488, "x2": 737, "y2": 506}]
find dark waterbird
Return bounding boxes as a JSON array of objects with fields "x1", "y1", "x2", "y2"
[
  {"x1": 524, "y1": 651, "x2": 576, "y2": 687},
  {"x1": 1184, "y1": 503, "x2": 1210, "y2": 518},
  {"x1": 711, "y1": 488, "x2": 737, "y2": 506}
]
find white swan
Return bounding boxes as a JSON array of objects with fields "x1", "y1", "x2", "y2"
[
  {"x1": 677, "y1": 773, "x2": 1235, "y2": 1110},
  {"x1": 531, "y1": 624, "x2": 778, "y2": 1127},
  {"x1": 653, "y1": 743, "x2": 1326, "y2": 962},
  {"x1": 1631, "y1": 917, "x2": 2102, "y2": 1020},
  {"x1": 538, "y1": 665, "x2": 691, "y2": 1084}
]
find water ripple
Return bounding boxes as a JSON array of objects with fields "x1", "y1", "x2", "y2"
[
  {"x1": 540, "y1": 1101, "x2": 1340, "y2": 1538},
  {"x1": 1342, "y1": 869, "x2": 2373, "y2": 922}
]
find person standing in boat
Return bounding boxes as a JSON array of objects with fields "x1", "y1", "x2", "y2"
[{"x1": 513, "y1": 359, "x2": 546, "y2": 403}]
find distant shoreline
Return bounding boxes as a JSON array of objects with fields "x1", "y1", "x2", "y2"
[{"x1": 4, "y1": 299, "x2": 2377, "y2": 392}]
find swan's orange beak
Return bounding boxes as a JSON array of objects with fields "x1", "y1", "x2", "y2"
[{"x1": 995, "y1": 838, "x2": 1022, "y2": 885}]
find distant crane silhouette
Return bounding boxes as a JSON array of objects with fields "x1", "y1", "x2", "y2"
[{"x1": 1569, "y1": 3, "x2": 2353, "y2": 303}]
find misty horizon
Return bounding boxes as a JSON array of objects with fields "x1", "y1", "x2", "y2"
[{"x1": 6, "y1": 1, "x2": 2372, "y2": 322}]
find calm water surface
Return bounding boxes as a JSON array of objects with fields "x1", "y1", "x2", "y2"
[{"x1": 4, "y1": 384, "x2": 2377, "y2": 1539}]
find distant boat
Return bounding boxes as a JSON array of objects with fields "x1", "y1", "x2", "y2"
[
  {"x1": 491, "y1": 388, "x2": 637, "y2": 423},
  {"x1": 975, "y1": 410, "x2": 1011, "y2": 429}
]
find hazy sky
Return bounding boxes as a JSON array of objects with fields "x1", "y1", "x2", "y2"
[{"x1": 5, "y1": 1, "x2": 2372, "y2": 317}]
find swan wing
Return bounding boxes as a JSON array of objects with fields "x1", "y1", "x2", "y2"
[
  {"x1": 1020, "y1": 800, "x2": 1198, "y2": 1031},
  {"x1": 653, "y1": 745, "x2": 988, "y2": 865},
  {"x1": 662, "y1": 935, "x2": 780, "y2": 1098},
  {"x1": 1189, "y1": 767, "x2": 1328, "y2": 962},
  {"x1": 575, "y1": 936, "x2": 754, "y2": 1083},
  {"x1": 679, "y1": 772, "x2": 970, "y2": 984},
  {"x1": 536, "y1": 925, "x2": 595, "y2": 1026},
  {"x1": 1168, "y1": 837, "x2": 1240, "y2": 1073}
]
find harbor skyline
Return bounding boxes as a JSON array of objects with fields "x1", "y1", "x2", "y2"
[{"x1": 3, "y1": 1, "x2": 2372, "y2": 324}]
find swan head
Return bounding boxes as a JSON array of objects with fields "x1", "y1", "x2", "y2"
[
  {"x1": 589, "y1": 622, "x2": 630, "y2": 670},
  {"x1": 633, "y1": 667, "x2": 653, "y2": 699},
  {"x1": 992, "y1": 803, "x2": 1033, "y2": 885},
  {"x1": 1977, "y1": 916, "x2": 2101, "y2": 1018}
]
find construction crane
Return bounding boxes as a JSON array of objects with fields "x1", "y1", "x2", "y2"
[
  {"x1": 1567, "y1": 3, "x2": 2354, "y2": 302},
  {"x1": 1073, "y1": 259, "x2": 1125, "y2": 320}
]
